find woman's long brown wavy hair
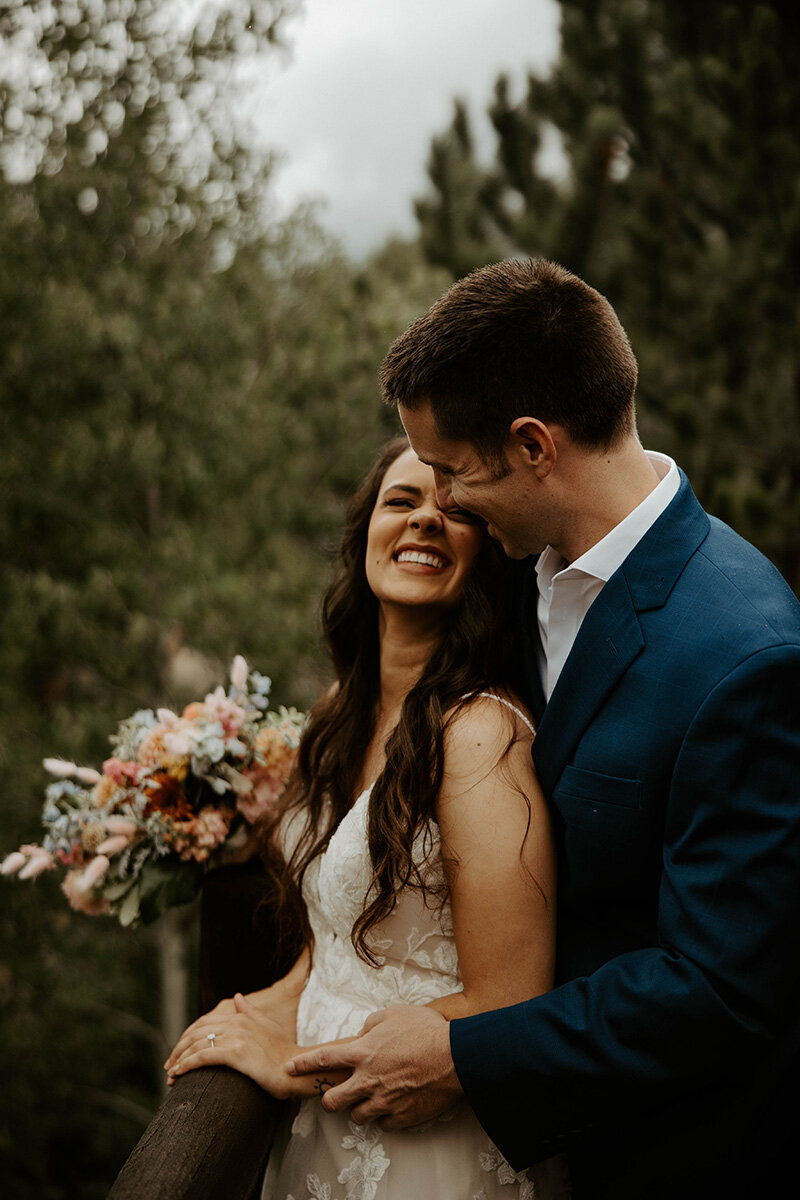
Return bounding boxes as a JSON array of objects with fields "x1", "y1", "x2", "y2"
[{"x1": 261, "y1": 437, "x2": 525, "y2": 965}]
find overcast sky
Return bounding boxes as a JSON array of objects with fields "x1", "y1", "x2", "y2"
[{"x1": 243, "y1": 0, "x2": 561, "y2": 257}]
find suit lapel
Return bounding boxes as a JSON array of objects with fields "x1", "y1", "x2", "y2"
[
  {"x1": 532, "y1": 572, "x2": 643, "y2": 797},
  {"x1": 531, "y1": 471, "x2": 711, "y2": 797}
]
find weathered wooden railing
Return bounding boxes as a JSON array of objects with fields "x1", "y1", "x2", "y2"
[{"x1": 107, "y1": 860, "x2": 298, "y2": 1200}]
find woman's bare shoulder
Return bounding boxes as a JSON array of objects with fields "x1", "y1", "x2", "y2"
[
  {"x1": 444, "y1": 689, "x2": 535, "y2": 746},
  {"x1": 438, "y1": 690, "x2": 535, "y2": 794}
]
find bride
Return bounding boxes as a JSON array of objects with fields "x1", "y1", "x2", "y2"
[{"x1": 165, "y1": 438, "x2": 570, "y2": 1199}]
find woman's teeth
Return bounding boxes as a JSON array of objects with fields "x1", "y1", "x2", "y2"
[{"x1": 396, "y1": 550, "x2": 448, "y2": 569}]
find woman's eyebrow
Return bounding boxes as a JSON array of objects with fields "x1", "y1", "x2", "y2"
[{"x1": 383, "y1": 483, "x2": 424, "y2": 497}]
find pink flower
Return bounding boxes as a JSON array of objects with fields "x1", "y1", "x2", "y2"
[
  {"x1": 95, "y1": 835, "x2": 131, "y2": 857},
  {"x1": 56, "y1": 844, "x2": 84, "y2": 868},
  {"x1": 79, "y1": 855, "x2": 110, "y2": 891},
  {"x1": 172, "y1": 806, "x2": 231, "y2": 862},
  {"x1": 202, "y1": 686, "x2": 247, "y2": 736},
  {"x1": 230, "y1": 655, "x2": 249, "y2": 691},
  {"x1": 62, "y1": 870, "x2": 110, "y2": 915},
  {"x1": 102, "y1": 757, "x2": 141, "y2": 786},
  {"x1": 194, "y1": 806, "x2": 230, "y2": 849},
  {"x1": 236, "y1": 767, "x2": 287, "y2": 824},
  {"x1": 1, "y1": 852, "x2": 27, "y2": 876}
]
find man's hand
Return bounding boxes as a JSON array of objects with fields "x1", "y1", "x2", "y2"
[{"x1": 286, "y1": 1004, "x2": 463, "y2": 1130}]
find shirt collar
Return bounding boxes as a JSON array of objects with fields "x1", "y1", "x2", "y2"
[
  {"x1": 536, "y1": 451, "x2": 678, "y2": 592},
  {"x1": 535, "y1": 545, "x2": 565, "y2": 599}
]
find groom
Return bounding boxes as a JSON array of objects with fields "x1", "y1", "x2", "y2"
[{"x1": 288, "y1": 260, "x2": 800, "y2": 1198}]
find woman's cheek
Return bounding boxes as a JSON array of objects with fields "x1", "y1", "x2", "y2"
[{"x1": 458, "y1": 528, "x2": 484, "y2": 565}]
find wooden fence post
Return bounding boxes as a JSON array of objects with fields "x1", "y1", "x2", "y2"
[{"x1": 107, "y1": 859, "x2": 298, "y2": 1200}]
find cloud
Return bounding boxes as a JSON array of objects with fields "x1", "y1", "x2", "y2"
[{"x1": 246, "y1": 0, "x2": 560, "y2": 255}]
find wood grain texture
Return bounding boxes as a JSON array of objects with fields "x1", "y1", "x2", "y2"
[{"x1": 107, "y1": 1067, "x2": 284, "y2": 1200}]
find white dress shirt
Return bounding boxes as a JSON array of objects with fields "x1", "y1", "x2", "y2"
[{"x1": 536, "y1": 451, "x2": 680, "y2": 698}]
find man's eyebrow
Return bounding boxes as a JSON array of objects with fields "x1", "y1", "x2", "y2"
[{"x1": 416, "y1": 458, "x2": 453, "y2": 474}]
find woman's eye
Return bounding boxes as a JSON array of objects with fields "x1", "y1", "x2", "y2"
[
  {"x1": 444, "y1": 506, "x2": 480, "y2": 524},
  {"x1": 385, "y1": 498, "x2": 413, "y2": 508}
]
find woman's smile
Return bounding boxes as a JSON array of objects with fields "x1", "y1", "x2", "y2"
[
  {"x1": 365, "y1": 447, "x2": 482, "y2": 610},
  {"x1": 393, "y1": 543, "x2": 452, "y2": 572}
]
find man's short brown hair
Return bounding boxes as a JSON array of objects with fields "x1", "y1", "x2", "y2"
[{"x1": 380, "y1": 258, "x2": 638, "y2": 459}]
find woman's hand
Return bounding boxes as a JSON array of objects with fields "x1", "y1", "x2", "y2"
[
  {"x1": 164, "y1": 992, "x2": 299, "y2": 1099},
  {"x1": 166, "y1": 962, "x2": 305, "y2": 1067}
]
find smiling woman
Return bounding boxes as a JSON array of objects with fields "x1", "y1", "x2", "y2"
[
  {"x1": 163, "y1": 437, "x2": 569, "y2": 1199},
  {"x1": 255, "y1": 436, "x2": 527, "y2": 965},
  {"x1": 365, "y1": 447, "x2": 483, "y2": 612}
]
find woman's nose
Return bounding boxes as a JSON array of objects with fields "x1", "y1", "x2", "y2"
[{"x1": 409, "y1": 507, "x2": 443, "y2": 533}]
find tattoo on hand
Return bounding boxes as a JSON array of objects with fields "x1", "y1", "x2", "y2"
[{"x1": 314, "y1": 1077, "x2": 335, "y2": 1096}]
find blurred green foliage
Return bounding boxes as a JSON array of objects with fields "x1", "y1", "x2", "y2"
[
  {"x1": 0, "y1": 2, "x2": 448, "y2": 1194},
  {"x1": 415, "y1": 0, "x2": 800, "y2": 592}
]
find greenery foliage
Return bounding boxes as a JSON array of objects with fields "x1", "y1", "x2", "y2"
[
  {"x1": 415, "y1": 0, "x2": 800, "y2": 591},
  {"x1": 0, "y1": 2, "x2": 447, "y2": 1194}
]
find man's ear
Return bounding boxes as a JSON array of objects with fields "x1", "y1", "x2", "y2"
[{"x1": 509, "y1": 417, "x2": 557, "y2": 478}]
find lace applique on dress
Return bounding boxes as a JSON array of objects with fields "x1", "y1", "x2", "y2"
[
  {"x1": 263, "y1": 767, "x2": 570, "y2": 1200},
  {"x1": 337, "y1": 1122, "x2": 391, "y2": 1199},
  {"x1": 479, "y1": 1148, "x2": 536, "y2": 1198}
]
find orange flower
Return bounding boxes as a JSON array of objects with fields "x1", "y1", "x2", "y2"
[
  {"x1": 143, "y1": 772, "x2": 194, "y2": 821},
  {"x1": 136, "y1": 728, "x2": 189, "y2": 778},
  {"x1": 254, "y1": 728, "x2": 296, "y2": 778},
  {"x1": 92, "y1": 774, "x2": 123, "y2": 808},
  {"x1": 181, "y1": 702, "x2": 205, "y2": 721},
  {"x1": 164, "y1": 757, "x2": 189, "y2": 781}
]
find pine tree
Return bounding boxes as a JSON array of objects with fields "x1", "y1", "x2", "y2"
[
  {"x1": 415, "y1": 0, "x2": 800, "y2": 590},
  {"x1": 0, "y1": 5, "x2": 452, "y2": 1187}
]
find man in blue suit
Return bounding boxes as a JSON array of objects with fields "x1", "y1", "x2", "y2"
[{"x1": 288, "y1": 259, "x2": 800, "y2": 1197}]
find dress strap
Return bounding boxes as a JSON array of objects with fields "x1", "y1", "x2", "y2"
[{"x1": 475, "y1": 692, "x2": 536, "y2": 736}]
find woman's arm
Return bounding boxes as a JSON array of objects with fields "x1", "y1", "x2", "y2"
[
  {"x1": 281, "y1": 695, "x2": 556, "y2": 1126},
  {"x1": 245, "y1": 944, "x2": 312, "y2": 1029},
  {"x1": 164, "y1": 943, "x2": 310, "y2": 1078},
  {"x1": 428, "y1": 695, "x2": 556, "y2": 1020},
  {"x1": 164, "y1": 945, "x2": 354, "y2": 1099}
]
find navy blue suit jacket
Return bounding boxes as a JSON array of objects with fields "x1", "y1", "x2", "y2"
[{"x1": 450, "y1": 473, "x2": 800, "y2": 1198}]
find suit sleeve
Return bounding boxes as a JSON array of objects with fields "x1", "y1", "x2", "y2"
[{"x1": 449, "y1": 644, "x2": 800, "y2": 1168}]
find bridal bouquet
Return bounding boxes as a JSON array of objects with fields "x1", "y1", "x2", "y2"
[{"x1": 1, "y1": 657, "x2": 305, "y2": 927}]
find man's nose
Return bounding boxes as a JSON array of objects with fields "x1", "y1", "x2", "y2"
[{"x1": 433, "y1": 473, "x2": 452, "y2": 509}]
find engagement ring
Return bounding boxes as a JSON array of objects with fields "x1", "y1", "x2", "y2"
[{"x1": 207, "y1": 1032, "x2": 217, "y2": 1049}]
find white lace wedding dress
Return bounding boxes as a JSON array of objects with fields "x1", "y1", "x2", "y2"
[{"x1": 262, "y1": 742, "x2": 571, "y2": 1200}]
